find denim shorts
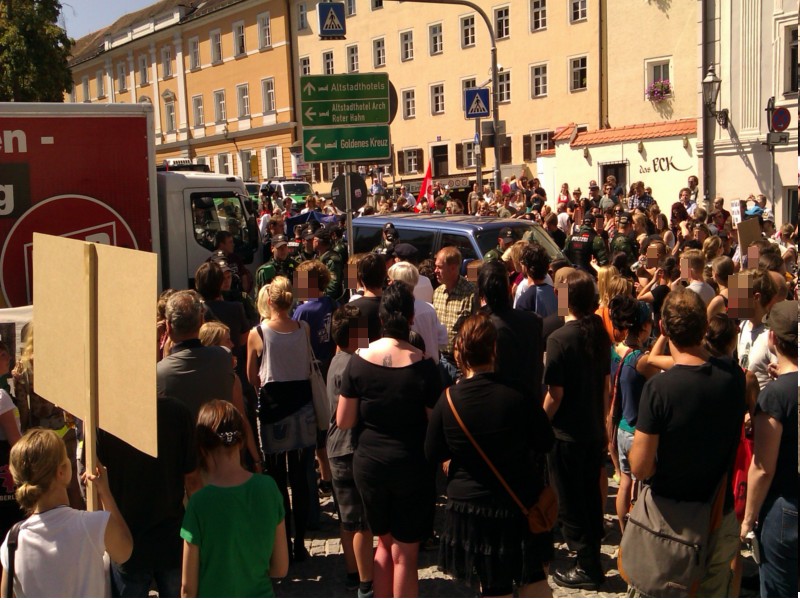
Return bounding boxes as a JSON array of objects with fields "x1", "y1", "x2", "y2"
[{"x1": 617, "y1": 428, "x2": 634, "y2": 476}]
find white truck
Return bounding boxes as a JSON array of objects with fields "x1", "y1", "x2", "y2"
[{"x1": 0, "y1": 102, "x2": 259, "y2": 307}]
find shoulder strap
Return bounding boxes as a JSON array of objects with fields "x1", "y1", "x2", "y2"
[
  {"x1": 5, "y1": 520, "x2": 24, "y2": 598},
  {"x1": 445, "y1": 387, "x2": 528, "y2": 516}
]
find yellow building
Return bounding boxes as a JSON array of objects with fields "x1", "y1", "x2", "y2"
[{"x1": 68, "y1": 0, "x2": 297, "y2": 180}]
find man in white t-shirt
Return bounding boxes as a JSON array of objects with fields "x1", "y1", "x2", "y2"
[{"x1": 681, "y1": 249, "x2": 715, "y2": 306}]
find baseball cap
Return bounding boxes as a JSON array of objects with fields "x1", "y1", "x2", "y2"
[
  {"x1": 582, "y1": 213, "x2": 596, "y2": 225},
  {"x1": 313, "y1": 228, "x2": 332, "y2": 243},
  {"x1": 617, "y1": 214, "x2": 630, "y2": 226},
  {"x1": 301, "y1": 226, "x2": 317, "y2": 240},
  {"x1": 209, "y1": 251, "x2": 232, "y2": 272},
  {"x1": 763, "y1": 300, "x2": 798, "y2": 345},
  {"x1": 383, "y1": 222, "x2": 397, "y2": 233},
  {"x1": 499, "y1": 227, "x2": 516, "y2": 242},
  {"x1": 589, "y1": 180, "x2": 600, "y2": 190},
  {"x1": 393, "y1": 243, "x2": 419, "y2": 262},
  {"x1": 271, "y1": 234, "x2": 288, "y2": 248}
]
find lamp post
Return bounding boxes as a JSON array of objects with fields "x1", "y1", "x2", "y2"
[
  {"x1": 386, "y1": 0, "x2": 501, "y2": 191},
  {"x1": 702, "y1": 65, "x2": 729, "y2": 129}
]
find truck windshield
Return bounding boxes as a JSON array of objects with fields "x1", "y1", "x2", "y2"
[{"x1": 191, "y1": 192, "x2": 254, "y2": 253}]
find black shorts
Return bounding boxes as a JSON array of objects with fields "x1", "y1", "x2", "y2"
[
  {"x1": 329, "y1": 455, "x2": 369, "y2": 532},
  {"x1": 353, "y1": 454, "x2": 433, "y2": 543}
]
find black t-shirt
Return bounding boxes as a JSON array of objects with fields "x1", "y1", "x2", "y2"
[
  {"x1": 340, "y1": 354, "x2": 441, "y2": 466},
  {"x1": 204, "y1": 299, "x2": 249, "y2": 362},
  {"x1": 425, "y1": 373, "x2": 554, "y2": 507},
  {"x1": 650, "y1": 284, "x2": 670, "y2": 323},
  {"x1": 637, "y1": 356, "x2": 745, "y2": 508},
  {"x1": 546, "y1": 228, "x2": 567, "y2": 249},
  {"x1": 755, "y1": 372, "x2": 798, "y2": 500},
  {"x1": 349, "y1": 296, "x2": 382, "y2": 342},
  {"x1": 544, "y1": 320, "x2": 610, "y2": 442},
  {"x1": 97, "y1": 396, "x2": 196, "y2": 572}
]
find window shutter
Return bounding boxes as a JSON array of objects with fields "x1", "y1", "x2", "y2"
[
  {"x1": 481, "y1": 145, "x2": 487, "y2": 167},
  {"x1": 501, "y1": 136, "x2": 512, "y2": 164},
  {"x1": 522, "y1": 135, "x2": 532, "y2": 162},
  {"x1": 397, "y1": 151, "x2": 405, "y2": 175},
  {"x1": 416, "y1": 148, "x2": 424, "y2": 171},
  {"x1": 547, "y1": 131, "x2": 555, "y2": 150},
  {"x1": 322, "y1": 163, "x2": 330, "y2": 181},
  {"x1": 276, "y1": 146, "x2": 284, "y2": 176},
  {"x1": 455, "y1": 143, "x2": 464, "y2": 169}
]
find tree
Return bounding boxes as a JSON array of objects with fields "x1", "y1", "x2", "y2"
[{"x1": 0, "y1": 0, "x2": 74, "y2": 101}]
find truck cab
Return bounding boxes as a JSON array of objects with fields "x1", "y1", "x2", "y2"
[{"x1": 157, "y1": 171, "x2": 258, "y2": 290}]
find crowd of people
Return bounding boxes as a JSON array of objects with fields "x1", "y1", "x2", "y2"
[{"x1": 0, "y1": 175, "x2": 796, "y2": 598}]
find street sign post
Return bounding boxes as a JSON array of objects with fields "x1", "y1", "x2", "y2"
[
  {"x1": 302, "y1": 126, "x2": 391, "y2": 162},
  {"x1": 302, "y1": 99, "x2": 389, "y2": 127},
  {"x1": 318, "y1": 2, "x2": 346, "y2": 38},
  {"x1": 464, "y1": 88, "x2": 490, "y2": 119}
]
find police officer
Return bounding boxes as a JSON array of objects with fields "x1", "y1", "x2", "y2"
[
  {"x1": 372, "y1": 222, "x2": 398, "y2": 255},
  {"x1": 331, "y1": 223, "x2": 349, "y2": 264},
  {"x1": 483, "y1": 226, "x2": 517, "y2": 262},
  {"x1": 563, "y1": 213, "x2": 608, "y2": 277},
  {"x1": 296, "y1": 224, "x2": 318, "y2": 263},
  {"x1": 254, "y1": 234, "x2": 299, "y2": 294},
  {"x1": 314, "y1": 228, "x2": 344, "y2": 301},
  {"x1": 609, "y1": 213, "x2": 639, "y2": 268}
]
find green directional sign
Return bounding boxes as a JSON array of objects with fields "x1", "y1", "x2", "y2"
[
  {"x1": 302, "y1": 99, "x2": 389, "y2": 127},
  {"x1": 300, "y1": 74, "x2": 389, "y2": 101},
  {"x1": 303, "y1": 126, "x2": 391, "y2": 162}
]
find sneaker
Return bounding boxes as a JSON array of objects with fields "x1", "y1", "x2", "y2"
[
  {"x1": 357, "y1": 585, "x2": 374, "y2": 598},
  {"x1": 345, "y1": 572, "x2": 359, "y2": 592}
]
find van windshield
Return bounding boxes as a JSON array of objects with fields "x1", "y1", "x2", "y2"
[
  {"x1": 476, "y1": 224, "x2": 564, "y2": 259},
  {"x1": 283, "y1": 183, "x2": 313, "y2": 196},
  {"x1": 191, "y1": 192, "x2": 254, "y2": 253}
]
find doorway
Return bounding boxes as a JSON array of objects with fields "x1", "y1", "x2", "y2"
[
  {"x1": 600, "y1": 161, "x2": 628, "y2": 194},
  {"x1": 431, "y1": 144, "x2": 449, "y2": 177}
]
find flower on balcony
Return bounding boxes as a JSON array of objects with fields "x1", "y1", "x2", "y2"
[{"x1": 646, "y1": 79, "x2": 672, "y2": 102}]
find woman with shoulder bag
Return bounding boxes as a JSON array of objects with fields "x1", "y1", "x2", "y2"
[
  {"x1": 246, "y1": 277, "x2": 316, "y2": 563},
  {"x1": 425, "y1": 313, "x2": 555, "y2": 597}
]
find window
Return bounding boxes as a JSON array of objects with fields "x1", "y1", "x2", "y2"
[
  {"x1": 96, "y1": 70, "x2": 105, "y2": 98},
  {"x1": 262, "y1": 78, "x2": 275, "y2": 113},
  {"x1": 258, "y1": 13, "x2": 272, "y2": 49},
  {"x1": 495, "y1": 7, "x2": 509, "y2": 40},
  {"x1": 531, "y1": 0, "x2": 546, "y2": 31},
  {"x1": 429, "y1": 23, "x2": 443, "y2": 55},
  {"x1": 192, "y1": 95, "x2": 204, "y2": 126},
  {"x1": 347, "y1": 45, "x2": 359, "y2": 72},
  {"x1": 533, "y1": 132, "x2": 553, "y2": 156},
  {"x1": 240, "y1": 150, "x2": 252, "y2": 180},
  {"x1": 373, "y1": 38, "x2": 386, "y2": 67},
  {"x1": 402, "y1": 89, "x2": 416, "y2": 119},
  {"x1": 570, "y1": 56, "x2": 587, "y2": 91},
  {"x1": 189, "y1": 37, "x2": 200, "y2": 70},
  {"x1": 265, "y1": 146, "x2": 281, "y2": 178},
  {"x1": 404, "y1": 149, "x2": 419, "y2": 173},
  {"x1": 298, "y1": 3, "x2": 308, "y2": 29},
  {"x1": 787, "y1": 26, "x2": 798, "y2": 94},
  {"x1": 531, "y1": 64, "x2": 547, "y2": 97},
  {"x1": 214, "y1": 90, "x2": 226, "y2": 122},
  {"x1": 237, "y1": 84, "x2": 250, "y2": 118},
  {"x1": 497, "y1": 71, "x2": 511, "y2": 103},
  {"x1": 462, "y1": 78, "x2": 476, "y2": 110},
  {"x1": 463, "y1": 141, "x2": 476, "y2": 168},
  {"x1": 400, "y1": 31, "x2": 414, "y2": 61},
  {"x1": 217, "y1": 153, "x2": 230, "y2": 174},
  {"x1": 371, "y1": 0, "x2": 383, "y2": 9},
  {"x1": 138, "y1": 56, "x2": 148, "y2": 85},
  {"x1": 164, "y1": 101, "x2": 176, "y2": 132},
  {"x1": 346, "y1": 0, "x2": 356, "y2": 16},
  {"x1": 162, "y1": 46, "x2": 172, "y2": 78},
  {"x1": 323, "y1": 51, "x2": 334, "y2": 74},
  {"x1": 82, "y1": 77, "x2": 89, "y2": 101},
  {"x1": 117, "y1": 63, "x2": 126, "y2": 92},
  {"x1": 233, "y1": 22, "x2": 246, "y2": 56},
  {"x1": 570, "y1": 0, "x2": 586, "y2": 22},
  {"x1": 644, "y1": 57, "x2": 671, "y2": 98},
  {"x1": 210, "y1": 30, "x2": 222, "y2": 63},
  {"x1": 461, "y1": 15, "x2": 475, "y2": 47},
  {"x1": 430, "y1": 83, "x2": 444, "y2": 114},
  {"x1": 300, "y1": 56, "x2": 311, "y2": 75}
]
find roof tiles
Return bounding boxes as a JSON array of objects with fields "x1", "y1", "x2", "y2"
[{"x1": 572, "y1": 119, "x2": 696, "y2": 147}]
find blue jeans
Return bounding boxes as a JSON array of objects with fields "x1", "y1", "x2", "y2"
[
  {"x1": 758, "y1": 495, "x2": 798, "y2": 598},
  {"x1": 111, "y1": 563, "x2": 181, "y2": 598}
]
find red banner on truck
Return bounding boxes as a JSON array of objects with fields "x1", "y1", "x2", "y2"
[{"x1": 0, "y1": 104, "x2": 155, "y2": 307}]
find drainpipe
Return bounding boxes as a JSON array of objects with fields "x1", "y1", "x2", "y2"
[
  {"x1": 286, "y1": 0, "x2": 299, "y2": 146},
  {"x1": 700, "y1": 0, "x2": 712, "y2": 206}
]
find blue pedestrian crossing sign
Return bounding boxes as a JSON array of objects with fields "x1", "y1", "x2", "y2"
[
  {"x1": 464, "y1": 88, "x2": 490, "y2": 119},
  {"x1": 318, "y1": 3, "x2": 346, "y2": 38}
]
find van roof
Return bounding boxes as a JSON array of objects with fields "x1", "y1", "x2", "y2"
[{"x1": 354, "y1": 213, "x2": 529, "y2": 232}]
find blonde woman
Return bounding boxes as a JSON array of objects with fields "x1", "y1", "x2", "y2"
[
  {"x1": 199, "y1": 321, "x2": 261, "y2": 472},
  {"x1": 596, "y1": 270, "x2": 632, "y2": 343},
  {"x1": 246, "y1": 277, "x2": 316, "y2": 562}
]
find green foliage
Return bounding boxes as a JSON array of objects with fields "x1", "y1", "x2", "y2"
[{"x1": 0, "y1": 0, "x2": 74, "y2": 101}]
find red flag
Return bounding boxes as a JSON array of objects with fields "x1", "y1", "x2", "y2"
[{"x1": 415, "y1": 160, "x2": 433, "y2": 212}]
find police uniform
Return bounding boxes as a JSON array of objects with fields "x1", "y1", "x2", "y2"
[
  {"x1": 610, "y1": 233, "x2": 638, "y2": 267},
  {"x1": 483, "y1": 227, "x2": 516, "y2": 262},
  {"x1": 563, "y1": 218, "x2": 608, "y2": 276},
  {"x1": 316, "y1": 229, "x2": 344, "y2": 301},
  {"x1": 255, "y1": 256, "x2": 299, "y2": 292},
  {"x1": 483, "y1": 247, "x2": 503, "y2": 262}
]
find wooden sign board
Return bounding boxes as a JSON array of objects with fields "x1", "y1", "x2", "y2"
[
  {"x1": 33, "y1": 234, "x2": 157, "y2": 458},
  {"x1": 736, "y1": 218, "x2": 763, "y2": 259},
  {"x1": 729, "y1": 200, "x2": 747, "y2": 225}
]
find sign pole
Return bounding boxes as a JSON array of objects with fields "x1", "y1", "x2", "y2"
[
  {"x1": 345, "y1": 169, "x2": 354, "y2": 259},
  {"x1": 83, "y1": 243, "x2": 99, "y2": 511},
  {"x1": 475, "y1": 118, "x2": 482, "y2": 208}
]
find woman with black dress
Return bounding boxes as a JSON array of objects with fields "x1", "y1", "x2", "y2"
[
  {"x1": 337, "y1": 282, "x2": 441, "y2": 597},
  {"x1": 426, "y1": 313, "x2": 555, "y2": 597}
]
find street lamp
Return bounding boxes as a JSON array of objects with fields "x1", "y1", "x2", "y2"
[{"x1": 702, "y1": 65, "x2": 729, "y2": 129}]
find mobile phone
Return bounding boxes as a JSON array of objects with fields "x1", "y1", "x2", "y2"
[{"x1": 745, "y1": 531, "x2": 761, "y2": 565}]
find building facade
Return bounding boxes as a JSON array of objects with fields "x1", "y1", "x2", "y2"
[{"x1": 68, "y1": 0, "x2": 297, "y2": 180}]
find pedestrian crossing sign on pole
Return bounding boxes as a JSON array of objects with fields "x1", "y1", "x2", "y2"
[
  {"x1": 318, "y1": 2, "x2": 346, "y2": 39},
  {"x1": 464, "y1": 88, "x2": 490, "y2": 119}
]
